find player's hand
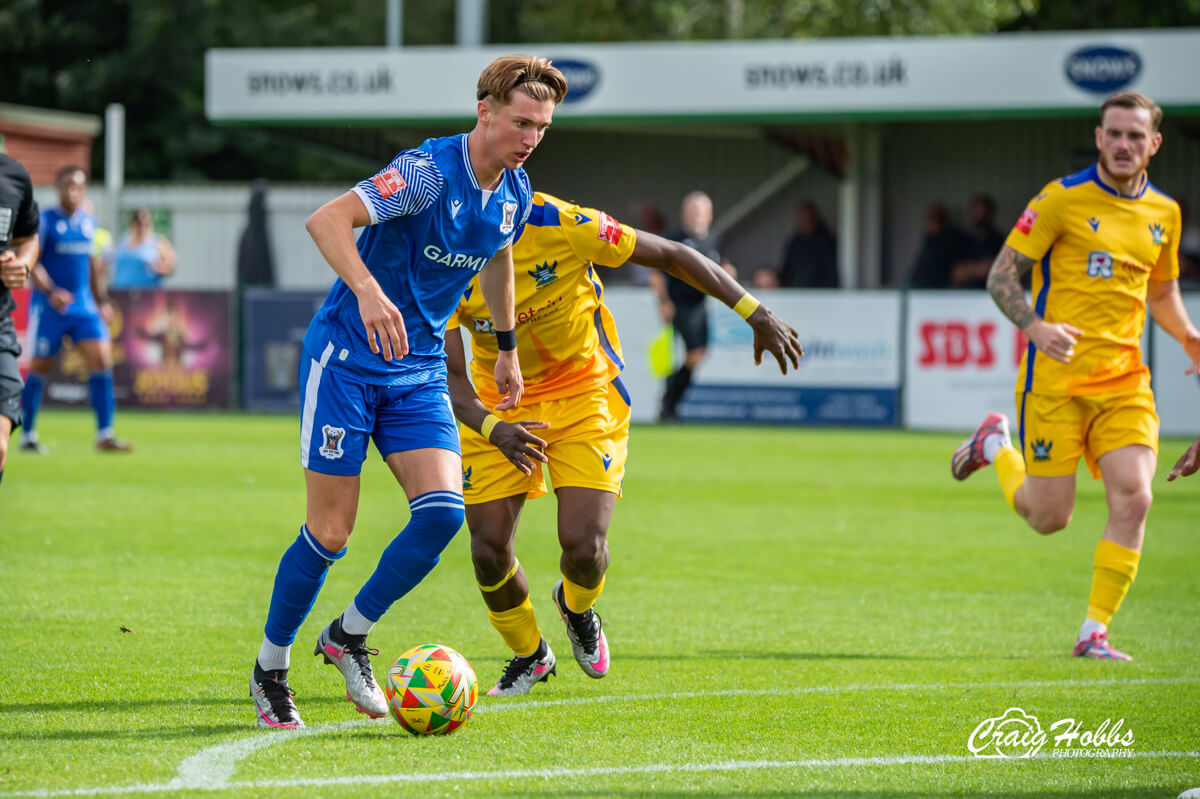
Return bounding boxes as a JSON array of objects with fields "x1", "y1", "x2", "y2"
[
  {"x1": 493, "y1": 349, "x2": 523, "y2": 411},
  {"x1": 50, "y1": 288, "x2": 75, "y2": 313},
  {"x1": 1182, "y1": 333, "x2": 1200, "y2": 376},
  {"x1": 1024, "y1": 319, "x2": 1082, "y2": 364},
  {"x1": 98, "y1": 298, "x2": 115, "y2": 324},
  {"x1": 1167, "y1": 435, "x2": 1200, "y2": 481},
  {"x1": 488, "y1": 420, "x2": 550, "y2": 475},
  {"x1": 356, "y1": 285, "x2": 407, "y2": 361},
  {"x1": 748, "y1": 306, "x2": 804, "y2": 374},
  {"x1": 0, "y1": 251, "x2": 28, "y2": 289}
]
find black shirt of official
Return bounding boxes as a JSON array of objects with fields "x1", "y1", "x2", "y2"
[
  {"x1": 0, "y1": 154, "x2": 41, "y2": 334},
  {"x1": 665, "y1": 228, "x2": 722, "y2": 307}
]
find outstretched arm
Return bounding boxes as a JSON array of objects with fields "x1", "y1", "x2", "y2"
[
  {"x1": 986, "y1": 244, "x2": 1080, "y2": 364},
  {"x1": 631, "y1": 230, "x2": 803, "y2": 373},
  {"x1": 444, "y1": 326, "x2": 547, "y2": 475},
  {"x1": 1146, "y1": 278, "x2": 1200, "y2": 375}
]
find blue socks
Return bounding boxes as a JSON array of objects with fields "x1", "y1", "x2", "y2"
[
  {"x1": 88, "y1": 372, "x2": 115, "y2": 437},
  {"x1": 259, "y1": 491, "x2": 464, "y2": 668},
  {"x1": 20, "y1": 374, "x2": 43, "y2": 438},
  {"x1": 353, "y1": 491, "x2": 465, "y2": 623},
  {"x1": 263, "y1": 525, "x2": 346, "y2": 648}
]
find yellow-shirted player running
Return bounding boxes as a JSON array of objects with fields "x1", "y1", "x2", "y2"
[
  {"x1": 445, "y1": 192, "x2": 802, "y2": 695},
  {"x1": 952, "y1": 92, "x2": 1200, "y2": 661}
]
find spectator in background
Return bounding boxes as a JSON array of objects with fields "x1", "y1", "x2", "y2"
[
  {"x1": 109, "y1": 208, "x2": 176, "y2": 289},
  {"x1": 951, "y1": 194, "x2": 1004, "y2": 289},
  {"x1": 237, "y1": 180, "x2": 275, "y2": 287},
  {"x1": 649, "y1": 190, "x2": 735, "y2": 422},
  {"x1": 1179, "y1": 199, "x2": 1200, "y2": 291},
  {"x1": 751, "y1": 265, "x2": 781, "y2": 290},
  {"x1": 780, "y1": 201, "x2": 838, "y2": 288},
  {"x1": 908, "y1": 202, "x2": 966, "y2": 289}
]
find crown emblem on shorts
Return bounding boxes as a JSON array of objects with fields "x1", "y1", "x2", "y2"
[
  {"x1": 1031, "y1": 439, "x2": 1053, "y2": 461},
  {"x1": 462, "y1": 465, "x2": 473, "y2": 491}
]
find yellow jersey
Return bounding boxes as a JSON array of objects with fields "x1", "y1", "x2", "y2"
[
  {"x1": 1005, "y1": 164, "x2": 1180, "y2": 396},
  {"x1": 456, "y1": 192, "x2": 637, "y2": 407}
]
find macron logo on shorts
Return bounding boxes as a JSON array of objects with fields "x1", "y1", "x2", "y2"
[{"x1": 371, "y1": 168, "x2": 407, "y2": 199}]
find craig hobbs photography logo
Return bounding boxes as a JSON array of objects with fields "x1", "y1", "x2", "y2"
[{"x1": 968, "y1": 707, "x2": 1134, "y2": 758}]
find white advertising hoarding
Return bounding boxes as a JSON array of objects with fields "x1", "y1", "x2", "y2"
[
  {"x1": 904, "y1": 292, "x2": 1027, "y2": 431},
  {"x1": 1152, "y1": 295, "x2": 1200, "y2": 437},
  {"x1": 207, "y1": 30, "x2": 1200, "y2": 124},
  {"x1": 604, "y1": 288, "x2": 901, "y2": 425}
]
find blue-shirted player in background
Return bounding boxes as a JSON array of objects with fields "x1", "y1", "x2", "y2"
[
  {"x1": 21, "y1": 166, "x2": 131, "y2": 453},
  {"x1": 250, "y1": 54, "x2": 568, "y2": 729}
]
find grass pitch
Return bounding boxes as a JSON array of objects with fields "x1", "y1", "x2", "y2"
[{"x1": 2, "y1": 410, "x2": 1198, "y2": 798}]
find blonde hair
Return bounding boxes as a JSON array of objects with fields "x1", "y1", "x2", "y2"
[
  {"x1": 476, "y1": 55, "x2": 568, "y2": 105},
  {"x1": 1100, "y1": 91, "x2": 1163, "y2": 133}
]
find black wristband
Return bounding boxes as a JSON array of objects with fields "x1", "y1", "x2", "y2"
[{"x1": 495, "y1": 329, "x2": 516, "y2": 351}]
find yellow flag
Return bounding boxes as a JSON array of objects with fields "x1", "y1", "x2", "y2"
[{"x1": 648, "y1": 325, "x2": 674, "y2": 378}]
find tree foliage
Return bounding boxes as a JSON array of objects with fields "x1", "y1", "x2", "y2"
[{"x1": 0, "y1": 0, "x2": 1194, "y2": 182}]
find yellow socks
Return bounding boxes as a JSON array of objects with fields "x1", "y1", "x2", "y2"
[
  {"x1": 993, "y1": 445, "x2": 1025, "y2": 510},
  {"x1": 1087, "y1": 539, "x2": 1140, "y2": 626},
  {"x1": 562, "y1": 575, "x2": 606, "y2": 614},
  {"x1": 487, "y1": 598, "x2": 542, "y2": 658}
]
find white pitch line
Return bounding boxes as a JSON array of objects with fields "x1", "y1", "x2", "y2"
[
  {"x1": 475, "y1": 674, "x2": 1200, "y2": 713},
  {"x1": 2, "y1": 675, "x2": 1196, "y2": 798},
  {"x1": 166, "y1": 719, "x2": 379, "y2": 790},
  {"x1": 2, "y1": 751, "x2": 1198, "y2": 797}
]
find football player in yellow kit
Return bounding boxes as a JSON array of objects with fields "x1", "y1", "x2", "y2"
[
  {"x1": 445, "y1": 192, "x2": 802, "y2": 695},
  {"x1": 952, "y1": 92, "x2": 1200, "y2": 660}
]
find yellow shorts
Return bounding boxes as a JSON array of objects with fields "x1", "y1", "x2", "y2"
[
  {"x1": 1016, "y1": 389, "x2": 1158, "y2": 479},
  {"x1": 461, "y1": 378, "x2": 632, "y2": 504}
]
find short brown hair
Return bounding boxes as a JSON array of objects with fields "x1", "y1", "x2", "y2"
[
  {"x1": 476, "y1": 55, "x2": 568, "y2": 105},
  {"x1": 1100, "y1": 92, "x2": 1163, "y2": 133}
]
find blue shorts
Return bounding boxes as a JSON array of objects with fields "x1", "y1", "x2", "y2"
[
  {"x1": 299, "y1": 345, "x2": 460, "y2": 476},
  {"x1": 28, "y1": 304, "x2": 109, "y2": 358}
]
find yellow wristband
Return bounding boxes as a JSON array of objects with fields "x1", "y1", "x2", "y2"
[
  {"x1": 480, "y1": 414, "x2": 501, "y2": 441},
  {"x1": 733, "y1": 293, "x2": 761, "y2": 320}
]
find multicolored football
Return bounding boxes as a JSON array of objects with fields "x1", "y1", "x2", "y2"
[{"x1": 383, "y1": 644, "x2": 478, "y2": 735}]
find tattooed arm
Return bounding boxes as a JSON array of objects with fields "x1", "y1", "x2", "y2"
[{"x1": 986, "y1": 244, "x2": 1081, "y2": 364}]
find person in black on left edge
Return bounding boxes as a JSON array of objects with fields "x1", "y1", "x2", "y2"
[{"x1": 0, "y1": 153, "x2": 41, "y2": 486}]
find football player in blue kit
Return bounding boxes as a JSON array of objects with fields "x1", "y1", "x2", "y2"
[
  {"x1": 20, "y1": 166, "x2": 131, "y2": 453},
  {"x1": 250, "y1": 54, "x2": 568, "y2": 729}
]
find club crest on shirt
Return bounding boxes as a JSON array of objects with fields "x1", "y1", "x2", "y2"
[
  {"x1": 528, "y1": 260, "x2": 559, "y2": 288},
  {"x1": 320, "y1": 425, "x2": 346, "y2": 459},
  {"x1": 1148, "y1": 223, "x2": 1166, "y2": 245},
  {"x1": 472, "y1": 317, "x2": 494, "y2": 334},
  {"x1": 500, "y1": 202, "x2": 518, "y2": 235}
]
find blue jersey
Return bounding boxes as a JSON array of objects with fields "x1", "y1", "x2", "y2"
[
  {"x1": 303, "y1": 134, "x2": 533, "y2": 386},
  {"x1": 36, "y1": 207, "x2": 99, "y2": 315}
]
